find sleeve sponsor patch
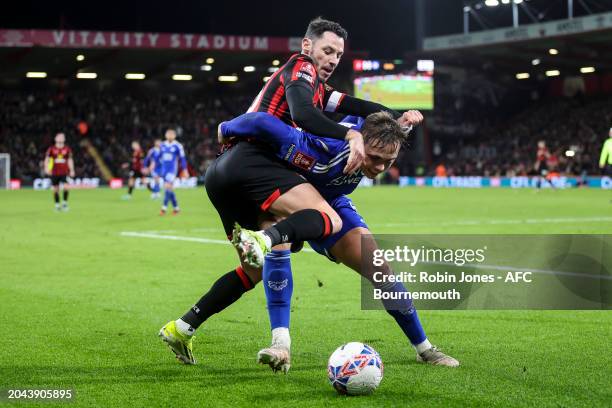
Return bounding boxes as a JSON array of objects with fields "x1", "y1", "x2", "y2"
[
  {"x1": 292, "y1": 151, "x2": 316, "y2": 171},
  {"x1": 291, "y1": 60, "x2": 316, "y2": 86}
]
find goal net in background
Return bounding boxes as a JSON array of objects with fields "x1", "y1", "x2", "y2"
[{"x1": 0, "y1": 154, "x2": 10, "y2": 189}]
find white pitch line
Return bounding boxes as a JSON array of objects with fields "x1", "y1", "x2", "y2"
[
  {"x1": 375, "y1": 216, "x2": 612, "y2": 228},
  {"x1": 119, "y1": 231, "x2": 610, "y2": 281},
  {"x1": 119, "y1": 231, "x2": 315, "y2": 252}
]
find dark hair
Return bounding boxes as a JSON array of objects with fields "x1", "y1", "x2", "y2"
[
  {"x1": 305, "y1": 17, "x2": 348, "y2": 41},
  {"x1": 361, "y1": 112, "x2": 408, "y2": 148}
]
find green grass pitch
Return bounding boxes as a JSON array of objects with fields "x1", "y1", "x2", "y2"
[{"x1": 1, "y1": 187, "x2": 610, "y2": 407}]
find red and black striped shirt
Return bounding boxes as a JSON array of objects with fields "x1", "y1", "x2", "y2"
[{"x1": 247, "y1": 54, "x2": 346, "y2": 127}]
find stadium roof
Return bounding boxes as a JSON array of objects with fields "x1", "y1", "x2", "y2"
[{"x1": 414, "y1": 14, "x2": 612, "y2": 77}]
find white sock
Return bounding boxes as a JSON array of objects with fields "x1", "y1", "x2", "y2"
[
  {"x1": 259, "y1": 231, "x2": 272, "y2": 251},
  {"x1": 271, "y1": 327, "x2": 291, "y2": 350},
  {"x1": 415, "y1": 339, "x2": 433, "y2": 354},
  {"x1": 175, "y1": 319, "x2": 195, "y2": 337}
]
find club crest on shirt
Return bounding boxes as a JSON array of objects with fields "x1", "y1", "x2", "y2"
[{"x1": 292, "y1": 151, "x2": 316, "y2": 171}]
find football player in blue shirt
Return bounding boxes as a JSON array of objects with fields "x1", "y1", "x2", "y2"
[
  {"x1": 144, "y1": 138, "x2": 162, "y2": 199},
  {"x1": 161, "y1": 111, "x2": 459, "y2": 371},
  {"x1": 158, "y1": 129, "x2": 188, "y2": 215}
]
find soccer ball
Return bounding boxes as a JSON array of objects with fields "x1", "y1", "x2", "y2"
[{"x1": 327, "y1": 342, "x2": 383, "y2": 395}]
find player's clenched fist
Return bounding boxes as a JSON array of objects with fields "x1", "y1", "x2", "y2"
[{"x1": 397, "y1": 110, "x2": 424, "y2": 128}]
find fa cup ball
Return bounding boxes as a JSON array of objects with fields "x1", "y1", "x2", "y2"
[{"x1": 327, "y1": 342, "x2": 383, "y2": 395}]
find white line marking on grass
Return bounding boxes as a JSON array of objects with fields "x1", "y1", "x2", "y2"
[
  {"x1": 375, "y1": 216, "x2": 612, "y2": 228},
  {"x1": 120, "y1": 231, "x2": 315, "y2": 252},
  {"x1": 120, "y1": 232, "x2": 610, "y2": 280}
]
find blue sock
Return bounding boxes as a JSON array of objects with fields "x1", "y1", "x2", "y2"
[
  {"x1": 380, "y1": 281, "x2": 427, "y2": 346},
  {"x1": 153, "y1": 181, "x2": 160, "y2": 193},
  {"x1": 170, "y1": 191, "x2": 178, "y2": 208},
  {"x1": 163, "y1": 190, "x2": 170, "y2": 206},
  {"x1": 263, "y1": 250, "x2": 292, "y2": 330}
]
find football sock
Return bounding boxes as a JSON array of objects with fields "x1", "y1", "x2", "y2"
[
  {"x1": 53, "y1": 192, "x2": 60, "y2": 204},
  {"x1": 263, "y1": 250, "x2": 292, "y2": 331},
  {"x1": 180, "y1": 267, "x2": 254, "y2": 330},
  {"x1": 170, "y1": 191, "x2": 178, "y2": 208},
  {"x1": 153, "y1": 182, "x2": 161, "y2": 194},
  {"x1": 128, "y1": 186, "x2": 134, "y2": 195},
  {"x1": 163, "y1": 190, "x2": 170, "y2": 207},
  {"x1": 63, "y1": 190, "x2": 69, "y2": 202},
  {"x1": 271, "y1": 327, "x2": 291, "y2": 350},
  {"x1": 175, "y1": 318, "x2": 195, "y2": 337},
  {"x1": 378, "y1": 281, "x2": 427, "y2": 346},
  {"x1": 264, "y1": 209, "x2": 332, "y2": 246}
]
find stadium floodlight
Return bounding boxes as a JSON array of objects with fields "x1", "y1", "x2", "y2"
[
  {"x1": 485, "y1": 0, "x2": 499, "y2": 6},
  {"x1": 125, "y1": 73, "x2": 146, "y2": 80},
  {"x1": 172, "y1": 74, "x2": 192, "y2": 81},
  {"x1": 76, "y1": 72, "x2": 97, "y2": 79},
  {"x1": 268, "y1": 67, "x2": 279, "y2": 73},
  {"x1": 501, "y1": 0, "x2": 510, "y2": 4},
  {"x1": 76, "y1": 54, "x2": 85, "y2": 61},
  {"x1": 549, "y1": 48, "x2": 559, "y2": 55},
  {"x1": 263, "y1": 76, "x2": 271, "y2": 82},
  {"x1": 516, "y1": 73, "x2": 530, "y2": 79},
  {"x1": 565, "y1": 150, "x2": 575, "y2": 157},
  {"x1": 206, "y1": 57, "x2": 215, "y2": 64},
  {"x1": 272, "y1": 59, "x2": 280, "y2": 66},
  {"x1": 218, "y1": 75, "x2": 238, "y2": 82},
  {"x1": 514, "y1": 0, "x2": 523, "y2": 4},
  {"x1": 200, "y1": 65, "x2": 212, "y2": 71},
  {"x1": 545, "y1": 70, "x2": 560, "y2": 77},
  {"x1": 243, "y1": 66, "x2": 255, "y2": 72},
  {"x1": 26, "y1": 72, "x2": 47, "y2": 78},
  {"x1": 580, "y1": 67, "x2": 595, "y2": 74},
  {"x1": 532, "y1": 58, "x2": 541, "y2": 66}
]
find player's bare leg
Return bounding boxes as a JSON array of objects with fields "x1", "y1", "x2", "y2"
[{"x1": 330, "y1": 227, "x2": 460, "y2": 367}]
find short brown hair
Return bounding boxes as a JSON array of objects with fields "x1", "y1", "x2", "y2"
[
  {"x1": 361, "y1": 112, "x2": 407, "y2": 148},
  {"x1": 305, "y1": 17, "x2": 348, "y2": 41}
]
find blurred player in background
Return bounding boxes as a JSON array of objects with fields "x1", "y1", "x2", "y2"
[
  {"x1": 44, "y1": 132, "x2": 75, "y2": 211},
  {"x1": 159, "y1": 129, "x2": 187, "y2": 215},
  {"x1": 144, "y1": 138, "x2": 162, "y2": 199},
  {"x1": 534, "y1": 140, "x2": 554, "y2": 189},
  {"x1": 122, "y1": 141, "x2": 150, "y2": 200},
  {"x1": 599, "y1": 127, "x2": 612, "y2": 176}
]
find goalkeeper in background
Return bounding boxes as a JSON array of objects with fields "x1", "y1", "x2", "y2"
[{"x1": 599, "y1": 127, "x2": 612, "y2": 176}]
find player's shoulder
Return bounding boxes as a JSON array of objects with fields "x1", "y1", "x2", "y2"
[
  {"x1": 286, "y1": 53, "x2": 316, "y2": 73},
  {"x1": 286, "y1": 53, "x2": 314, "y2": 65}
]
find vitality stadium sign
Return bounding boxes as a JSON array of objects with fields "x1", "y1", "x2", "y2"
[{"x1": 0, "y1": 29, "x2": 302, "y2": 52}]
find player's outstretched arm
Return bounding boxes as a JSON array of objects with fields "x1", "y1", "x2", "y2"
[
  {"x1": 220, "y1": 112, "x2": 302, "y2": 146},
  {"x1": 334, "y1": 94, "x2": 423, "y2": 131}
]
